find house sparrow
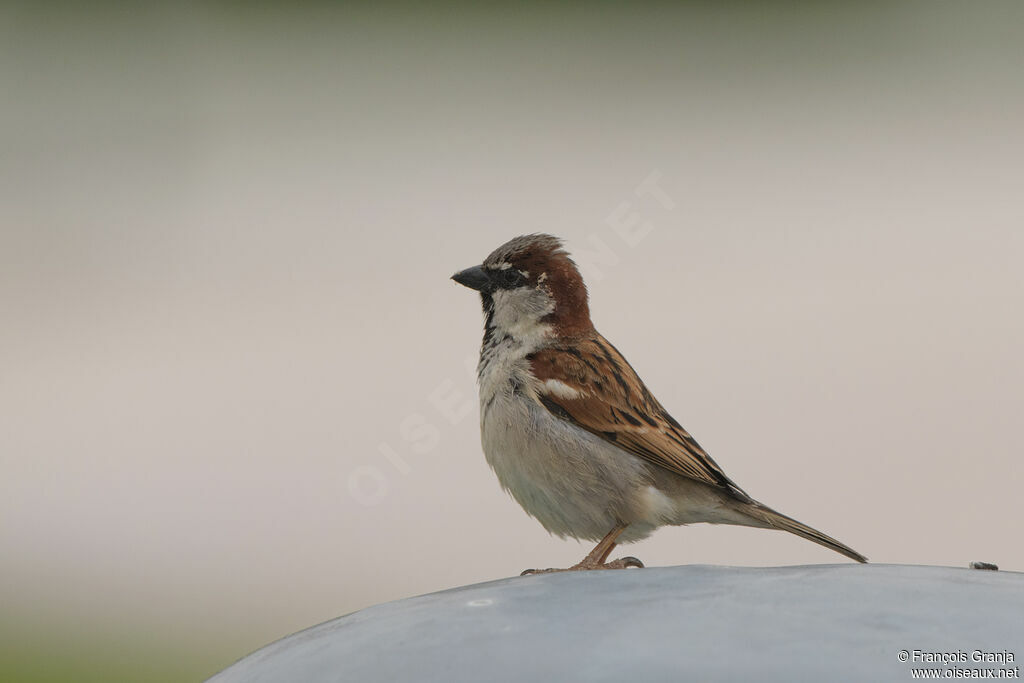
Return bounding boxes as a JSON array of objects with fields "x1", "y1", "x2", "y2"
[{"x1": 452, "y1": 234, "x2": 867, "y2": 573}]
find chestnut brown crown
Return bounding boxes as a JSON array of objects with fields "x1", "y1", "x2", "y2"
[{"x1": 452, "y1": 234, "x2": 593, "y2": 338}]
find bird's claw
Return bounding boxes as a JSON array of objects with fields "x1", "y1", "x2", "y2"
[
  {"x1": 520, "y1": 556, "x2": 644, "y2": 575},
  {"x1": 606, "y1": 556, "x2": 644, "y2": 569}
]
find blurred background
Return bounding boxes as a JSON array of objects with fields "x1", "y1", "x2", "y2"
[{"x1": 2, "y1": 2, "x2": 1022, "y2": 681}]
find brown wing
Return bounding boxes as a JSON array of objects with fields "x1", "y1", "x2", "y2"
[{"x1": 529, "y1": 333, "x2": 750, "y2": 498}]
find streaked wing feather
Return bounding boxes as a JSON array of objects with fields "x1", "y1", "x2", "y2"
[{"x1": 529, "y1": 334, "x2": 748, "y2": 497}]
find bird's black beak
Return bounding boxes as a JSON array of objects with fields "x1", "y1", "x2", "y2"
[{"x1": 451, "y1": 265, "x2": 491, "y2": 292}]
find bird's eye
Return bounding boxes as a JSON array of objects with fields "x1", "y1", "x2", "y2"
[{"x1": 500, "y1": 269, "x2": 524, "y2": 287}]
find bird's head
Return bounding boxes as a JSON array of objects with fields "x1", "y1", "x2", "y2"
[{"x1": 452, "y1": 234, "x2": 592, "y2": 341}]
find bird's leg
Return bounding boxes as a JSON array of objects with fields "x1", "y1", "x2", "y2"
[
  {"x1": 575, "y1": 523, "x2": 630, "y2": 567},
  {"x1": 521, "y1": 523, "x2": 644, "y2": 575}
]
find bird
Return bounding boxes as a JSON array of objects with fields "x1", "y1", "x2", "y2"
[{"x1": 451, "y1": 234, "x2": 867, "y2": 573}]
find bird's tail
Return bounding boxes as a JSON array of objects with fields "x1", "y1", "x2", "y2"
[{"x1": 740, "y1": 501, "x2": 867, "y2": 563}]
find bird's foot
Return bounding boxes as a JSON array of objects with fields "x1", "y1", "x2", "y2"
[
  {"x1": 520, "y1": 556, "x2": 643, "y2": 576},
  {"x1": 601, "y1": 556, "x2": 645, "y2": 570}
]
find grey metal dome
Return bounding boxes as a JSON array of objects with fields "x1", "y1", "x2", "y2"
[{"x1": 209, "y1": 564, "x2": 1022, "y2": 682}]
